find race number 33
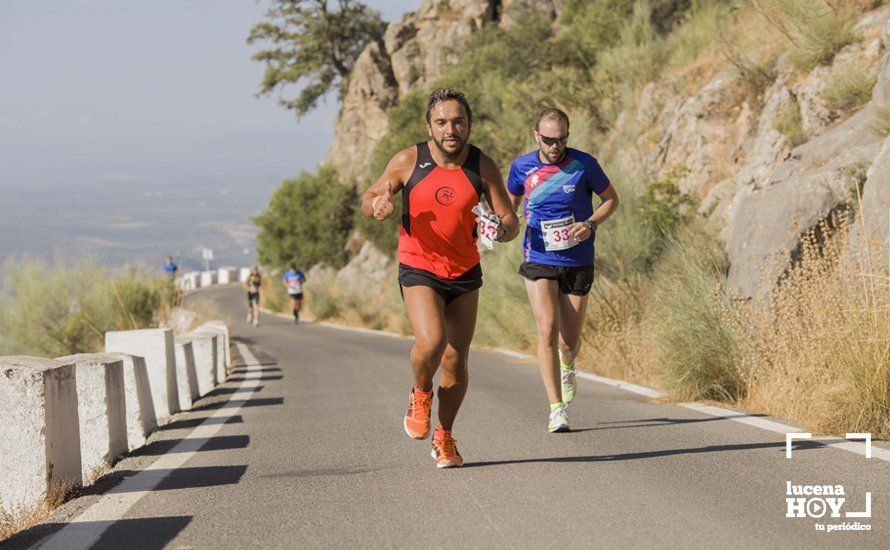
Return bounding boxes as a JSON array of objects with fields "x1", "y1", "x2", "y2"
[{"x1": 541, "y1": 215, "x2": 578, "y2": 252}]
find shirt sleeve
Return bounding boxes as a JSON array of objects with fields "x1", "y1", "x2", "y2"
[
  {"x1": 585, "y1": 156, "x2": 612, "y2": 195},
  {"x1": 506, "y1": 159, "x2": 525, "y2": 197}
]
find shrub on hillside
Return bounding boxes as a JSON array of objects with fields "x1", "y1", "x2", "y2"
[
  {"x1": 821, "y1": 59, "x2": 876, "y2": 112},
  {"x1": 753, "y1": 0, "x2": 858, "y2": 72},
  {"x1": 254, "y1": 165, "x2": 356, "y2": 269},
  {"x1": 774, "y1": 102, "x2": 807, "y2": 147},
  {"x1": 650, "y1": 229, "x2": 748, "y2": 402},
  {"x1": 744, "y1": 216, "x2": 890, "y2": 438},
  {"x1": 0, "y1": 259, "x2": 173, "y2": 357}
]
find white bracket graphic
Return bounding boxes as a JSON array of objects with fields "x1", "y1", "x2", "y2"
[
  {"x1": 846, "y1": 492, "x2": 872, "y2": 518},
  {"x1": 845, "y1": 433, "x2": 872, "y2": 459},
  {"x1": 786, "y1": 433, "x2": 812, "y2": 458}
]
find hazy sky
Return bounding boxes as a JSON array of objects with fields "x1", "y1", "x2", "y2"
[{"x1": 0, "y1": 0, "x2": 417, "y2": 191}]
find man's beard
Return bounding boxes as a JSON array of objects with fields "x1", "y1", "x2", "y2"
[
  {"x1": 432, "y1": 134, "x2": 465, "y2": 158},
  {"x1": 541, "y1": 147, "x2": 565, "y2": 163}
]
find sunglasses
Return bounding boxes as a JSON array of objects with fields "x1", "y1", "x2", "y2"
[{"x1": 539, "y1": 134, "x2": 569, "y2": 146}]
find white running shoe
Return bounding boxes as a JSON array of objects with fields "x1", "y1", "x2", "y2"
[{"x1": 548, "y1": 405, "x2": 570, "y2": 433}]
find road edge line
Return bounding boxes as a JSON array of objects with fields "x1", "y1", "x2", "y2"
[{"x1": 36, "y1": 343, "x2": 264, "y2": 549}]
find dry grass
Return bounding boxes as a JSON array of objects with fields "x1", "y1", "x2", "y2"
[
  {"x1": 741, "y1": 214, "x2": 890, "y2": 438},
  {"x1": 871, "y1": 105, "x2": 890, "y2": 136},
  {"x1": 718, "y1": 7, "x2": 784, "y2": 91},
  {"x1": 821, "y1": 59, "x2": 878, "y2": 111},
  {"x1": 160, "y1": 296, "x2": 223, "y2": 334},
  {"x1": 752, "y1": 0, "x2": 859, "y2": 72},
  {"x1": 0, "y1": 480, "x2": 76, "y2": 543},
  {"x1": 576, "y1": 197, "x2": 888, "y2": 439},
  {"x1": 774, "y1": 101, "x2": 808, "y2": 147},
  {"x1": 299, "y1": 264, "x2": 410, "y2": 334},
  {"x1": 579, "y1": 276, "x2": 660, "y2": 388}
]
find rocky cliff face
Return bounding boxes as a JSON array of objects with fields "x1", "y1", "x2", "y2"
[
  {"x1": 623, "y1": 8, "x2": 890, "y2": 300},
  {"x1": 328, "y1": 1, "x2": 890, "y2": 302},
  {"x1": 325, "y1": 0, "x2": 562, "y2": 183},
  {"x1": 324, "y1": 0, "x2": 501, "y2": 183}
]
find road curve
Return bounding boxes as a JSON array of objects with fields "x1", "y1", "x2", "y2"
[{"x1": 6, "y1": 285, "x2": 888, "y2": 549}]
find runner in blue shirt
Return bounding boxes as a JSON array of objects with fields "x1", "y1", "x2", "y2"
[
  {"x1": 282, "y1": 263, "x2": 306, "y2": 325},
  {"x1": 507, "y1": 108, "x2": 619, "y2": 432},
  {"x1": 163, "y1": 256, "x2": 178, "y2": 279}
]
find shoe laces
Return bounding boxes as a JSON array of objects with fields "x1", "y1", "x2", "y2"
[
  {"x1": 561, "y1": 366, "x2": 576, "y2": 386},
  {"x1": 550, "y1": 405, "x2": 567, "y2": 422},
  {"x1": 435, "y1": 434, "x2": 458, "y2": 457},
  {"x1": 410, "y1": 391, "x2": 432, "y2": 419}
]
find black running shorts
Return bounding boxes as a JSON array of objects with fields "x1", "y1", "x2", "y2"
[
  {"x1": 518, "y1": 262, "x2": 594, "y2": 296},
  {"x1": 247, "y1": 292, "x2": 260, "y2": 306},
  {"x1": 288, "y1": 293, "x2": 304, "y2": 300},
  {"x1": 398, "y1": 263, "x2": 483, "y2": 304}
]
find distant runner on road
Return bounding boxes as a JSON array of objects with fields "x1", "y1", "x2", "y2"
[
  {"x1": 283, "y1": 263, "x2": 306, "y2": 325},
  {"x1": 245, "y1": 266, "x2": 262, "y2": 327},
  {"x1": 163, "y1": 256, "x2": 178, "y2": 279},
  {"x1": 507, "y1": 108, "x2": 619, "y2": 433},
  {"x1": 362, "y1": 88, "x2": 519, "y2": 468}
]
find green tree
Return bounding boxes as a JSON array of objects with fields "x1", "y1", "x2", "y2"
[
  {"x1": 248, "y1": 0, "x2": 387, "y2": 117},
  {"x1": 253, "y1": 166, "x2": 357, "y2": 268}
]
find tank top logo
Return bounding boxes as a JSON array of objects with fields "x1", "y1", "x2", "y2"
[{"x1": 435, "y1": 186, "x2": 457, "y2": 206}]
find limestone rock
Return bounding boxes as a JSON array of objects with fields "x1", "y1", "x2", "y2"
[
  {"x1": 335, "y1": 241, "x2": 391, "y2": 290},
  {"x1": 848, "y1": 136, "x2": 890, "y2": 275},
  {"x1": 325, "y1": 41, "x2": 399, "y2": 183},
  {"x1": 647, "y1": 69, "x2": 752, "y2": 197},
  {"x1": 326, "y1": 1, "x2": 498, "y2": 183},
  {"x1": 723, "y1": 105, "x2": 882, "y2": 301}
]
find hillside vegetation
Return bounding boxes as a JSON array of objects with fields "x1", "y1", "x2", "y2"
[
  {"x1": 257, "y1": 0, "x2": 889, "y2": 438},
  {"x1": 0, "y1": 259, "x2": 178, "y2": 357}
]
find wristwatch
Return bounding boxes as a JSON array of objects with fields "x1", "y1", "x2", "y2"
[{"x1": 584, "y1": 219, "x2": 597, "y2": 232}]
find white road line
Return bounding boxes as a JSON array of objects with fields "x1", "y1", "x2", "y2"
[
  {"x1": 575, "y1": 371, "x2": 666, "y2": 399},
  {"x1": 304, "y1": 319, "x2": 889, "y2": 463},
  {"x1": 38, "y1": 343, "x2": 263, "y2": 550},
  {"x1": 259, "y1": 307, "x2": 407, "y2": 338},
  {"x1": 494, "y1": 348, "x2": 532, "y2": 360},
  {"x1": 315, "y1": 321, "x2": 404, "y2": 339}
]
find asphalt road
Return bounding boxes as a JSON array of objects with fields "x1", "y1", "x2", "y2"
[{"x1": 6, "y1": 285, "x2": 889, "y2": 549}]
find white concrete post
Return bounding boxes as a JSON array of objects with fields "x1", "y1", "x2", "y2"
[
  {"x1": 104, "y1": 353, "x2": 157, "y2": 451},
  {"x1": 56, "y1": 354, "x2": 128, "y2": 484},
  {"x1": 239, "y1": 267, "x2": 251, "y2": 283},
  {"x1": 0, "y1": 357, "x2": 82, "y2": 513},
  {"x1": 200, "y1": 320, "x2": 230, "y2": 370},
  {"x1": 195, "y1": 327, "x2": 226, "y2": 383},
  {"x1": 105, "y1": 328, "x2": 179, "y2": 422},
  {"x1": 200, "y1": 271, "x2": 216, "y2": 287},
  {"x1": 173, "y1": 337, "x2": 200, "y2": 411},
  {"x1": 187, "y1": 331, "x2": 218, "y2": 394}
]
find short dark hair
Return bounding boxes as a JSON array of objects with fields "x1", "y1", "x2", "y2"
[
  {"x1": 426, "y1": 88, "x2": 472, "y2": 124},
  {"x1": 536, "y1": 108, "x2": 570, "y2": 132}
]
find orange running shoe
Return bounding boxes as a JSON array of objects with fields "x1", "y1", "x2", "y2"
[
  {"x1": 431, "y1": 430, "x2": 463, "y2": 468},
  {"x1": 403, "y1": 387, "x2": 432, "y2": 439}
]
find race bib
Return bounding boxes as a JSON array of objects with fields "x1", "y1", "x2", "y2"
[
  {"x1": 288, "y1": 280, "x2": 302, "y2": 294},
  {"x1": 478, "y1": 216, "x2": 500, "y2": 251},
  {"x1": 541, "y1": 215, "x2": 578, "y2": 252}
]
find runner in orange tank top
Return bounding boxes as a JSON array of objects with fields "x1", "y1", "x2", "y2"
[{"x1": 361, "y1": 89, "x2": 519, "y2": 468}]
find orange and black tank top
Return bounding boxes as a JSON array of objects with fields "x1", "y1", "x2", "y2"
[{"x1": 398, "y1": 141, "x2": 484, "y2": 279}]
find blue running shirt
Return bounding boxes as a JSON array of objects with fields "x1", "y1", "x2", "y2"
[
  {"x1": 283, "y1": 269, "x2": 305, "y2": 294},
  {"x1": 507, "y1": 148, "x2": 611, "y2": 267}
]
